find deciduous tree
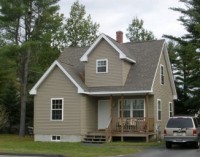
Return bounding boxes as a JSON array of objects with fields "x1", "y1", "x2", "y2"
[
  {"x1": 126, "y1": 17, "x2": 155, "y2": 42},
  {"x1": 64, "y1": 1, "x2": 99, "y2": 47}
]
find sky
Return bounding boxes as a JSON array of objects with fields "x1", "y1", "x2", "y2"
[{"x1": 59, "y1": 0, "x2": 187, "y2": 42}]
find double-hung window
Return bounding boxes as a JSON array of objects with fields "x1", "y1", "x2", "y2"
[
  {"x1": 51, "y1": 98, "x2": 63, "y2": 121},
  {"x1": 157, "y1": 99, "x2": 162, "y2": 121},
  {"x1": 96, "y1": 59, "x2": 108, "y2": 73},
  {"x1": 119, "y1": 100, "x2": 131, "y2": 118},
  {"x1": 160, "y1": 65, "x2": 164, "y2": 85},
  {"x1": 132, "y1": 99, "x2": 145, "y2": 118},
  {"x1": 169, "y1": 102, "x2": 173, "y2": 117},
  {"x1": 119, "y1": 99, "x2": 145, "y2": 118}
]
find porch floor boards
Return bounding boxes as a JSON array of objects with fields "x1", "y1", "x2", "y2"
[
  {"x1": 112, "y1": 132, "x2": 155, "y2": 142},
  {"x1": 86, "y1": 130, "x2": 155, "y2": 142}
]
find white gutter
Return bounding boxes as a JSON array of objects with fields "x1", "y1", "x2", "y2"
[{"x1": 82, "y1": 90, "x2": 153, "y2": 96}]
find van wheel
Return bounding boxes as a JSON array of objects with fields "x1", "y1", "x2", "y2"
[
  {"x1": 193, "y1": 141, "x2": 199, "y2": 149},
  {"x1": 166, "y1": 142, "x2": 172, "y2": 149}
]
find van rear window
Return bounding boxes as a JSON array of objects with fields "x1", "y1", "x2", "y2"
[{"x1": 166, "y1": 118, "x2": 193, "y2": 128}]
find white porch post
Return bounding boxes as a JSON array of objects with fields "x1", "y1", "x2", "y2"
[
  {"x1": 145, "y1": 94, "x2": 149, "y2": 132},
  {"x1": 110, "y1": 95, "x2": 113, "y2": 121},
  {"x1": 121, "y1": 95, "x2": 124, "y2": 142}
]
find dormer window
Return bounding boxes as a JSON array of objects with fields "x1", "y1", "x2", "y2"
[{"x1": 96, "y1": 59, "x2": 108, "y2": 73}]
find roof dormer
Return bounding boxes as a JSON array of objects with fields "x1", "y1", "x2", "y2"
[
  {"x1": 80, "y1": 32, "x2": 134, "y2": 87},
  {"x1": 80, "y1": 33, "x2": 136, "y2": 63}
]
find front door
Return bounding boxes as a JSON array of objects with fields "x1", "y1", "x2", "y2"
[{"x1": 98, "y1": 100, "x2": 110, "y2": 130}]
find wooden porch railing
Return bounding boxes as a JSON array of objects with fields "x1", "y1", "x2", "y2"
[{"x1": 112, "y1": 117, "x2": 154, "y2": 133}]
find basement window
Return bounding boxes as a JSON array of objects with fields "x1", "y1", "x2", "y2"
[{"x1": 51, "y1": 135, "x2": 61, "y2": 141}]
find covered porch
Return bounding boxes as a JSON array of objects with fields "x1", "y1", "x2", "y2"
[
  {"x1": 85, "y1": 94, "x2": 155, "y2": 143},
  {"x1": 105, "y1": 116, "x2": 155, "y2": 142}
]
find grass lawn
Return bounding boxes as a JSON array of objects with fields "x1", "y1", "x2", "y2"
[{"x1": 0, "y1": 134, "x2": 161, "y2": 157}]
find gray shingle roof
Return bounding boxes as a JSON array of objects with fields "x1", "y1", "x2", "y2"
[
  {"x1": 106, "y1": 35, "x2": 136, "y2": 61},
  {"x1": 58, "y1": 38, "x2": 165, "y2": 93},
  {"x1": 58, "y1": 47, "x2": 89, "y2": 92},
  {"x1": 124, "y1": 40, "x2": 164, "y2": 91}
]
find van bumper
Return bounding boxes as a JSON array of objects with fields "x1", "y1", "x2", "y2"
[{"x1": 164, "y1": 136, "x2": 199, "y2": 143}]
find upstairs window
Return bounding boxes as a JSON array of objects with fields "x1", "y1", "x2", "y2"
[
  {"x1": 51, "y1": 98, "x2": 63, "y2": 121},
  {"x1": 160, "y1": 65, "x2": 164, "y2": 85},
  {"x1": 96, "y1": 59, "x2": 108, "y2": 73}
]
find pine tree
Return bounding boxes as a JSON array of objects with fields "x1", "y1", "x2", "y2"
[
  {"x1": 2, "y1": 81, "x2": 20, "y2": 133},
  {"x1": 164, "y1": 0, "x2": 200, "y2": 114},
  {"x1": 0, "y1": 105, "x2": 8, "y2": 130},
  {"x1": 0, "y1": 0, "x2": 64, "y2": 136}
]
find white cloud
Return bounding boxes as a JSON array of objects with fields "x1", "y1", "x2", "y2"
[{"x1": 59, "y1": 0, "x2": 187, "y2": 42}]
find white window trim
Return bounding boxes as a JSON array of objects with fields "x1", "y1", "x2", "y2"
[
  {"x1": 160, "y1": 64, "x2": 164, "y2": 85},
  {"x1": 51, "y1": 135, "x2": 61, "y2": 142},
  {"x1": 157, "y1": 99, "x2": 162, "y2": 121},
  {"x1": 50, "y1": 98, "x2": 64, "y2": 121},
  {"x1": 169, "y1": 102, "x2": 173, "y2": 118},
  {"x1": 118, "y1": 99, "x2": 145, "y2": 118},
  {"x1": 96, "y1": 59, "x2": 108, "y2": 73}
]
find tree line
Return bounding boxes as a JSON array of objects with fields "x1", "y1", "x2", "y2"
[
  {"x1": 0, "y1": 0, "x2": 99, "y2": 136},
  {"x1": 0, "y1": 0, "x2": 199, "y2": 136},
  {"x1": 164, "y1": 0, "x2": 200, "y2": 115}
]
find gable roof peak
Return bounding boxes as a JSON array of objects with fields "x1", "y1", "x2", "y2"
[
  {"x1": 80, "y1": 33, "x2": 136, "y2": 63},
  {"x1": 29, "y1": 60, "x2": 85, "y2": 95}
]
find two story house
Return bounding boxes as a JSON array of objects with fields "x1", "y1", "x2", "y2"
[{"x1": 30, "y1": 31, "x2": 177, "y2": 142}]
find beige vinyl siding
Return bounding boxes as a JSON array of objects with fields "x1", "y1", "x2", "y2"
[
  {"x1": 34, "y1": 66, "x2": 82, "y2": 135},
  {"x1": 85, "y1": 39, "x2": 129, "y2": 87},
  {"x1": 149, "y1": 96, "x2": 154, "y2": 119},
  {"x1": 80, "y1": 96, "x2": 98, "y2": 135},
  {"x1": 122, "y1": 61, "x2": 131, "y2": 85},
  {"x1": 152, "y1": 50, "x2": 174, "y2": 133}
]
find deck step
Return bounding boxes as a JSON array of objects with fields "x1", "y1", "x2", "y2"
[{"x1": 82, "y1": 133, "x2": 106, "y2": 144}]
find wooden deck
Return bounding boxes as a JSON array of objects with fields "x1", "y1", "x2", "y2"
[
  {"x1": 83, "y1": 117, "x2": 155, "y2": 143},
  {"x1": 85, "y1": 130, "x2": 155, "y2": 143},
  {"x1": 112, "y1": 132, "x2": 155, "y2": 142},
  {"x1": 104, "y1": 117, "x2": 155, "y2": 142}
]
